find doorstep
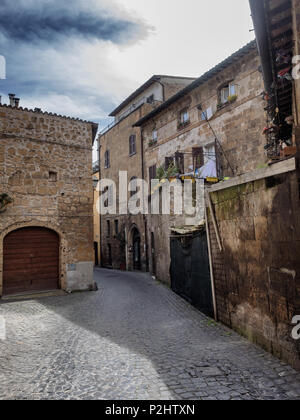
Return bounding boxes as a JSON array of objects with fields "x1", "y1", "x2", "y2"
[{"x1": 0, "y1": 289, "x2": 68, "y2": 302}]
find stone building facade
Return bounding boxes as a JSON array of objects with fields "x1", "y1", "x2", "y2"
[
  {"x1": 134, "y1": 23, "x2": 300, "y2": 368},
  {"x1": 134, "y1": 41, "x2": 266, "y2": 284},
  {"x1": 93, "y1": 167, "x2": 101, "y2": 266},
  {"x1": 0, "y1": 101, "x2": 98, "y2": 296},
  {"x1": 98, "y1": 75, "x2": 195, "y2": 271}
]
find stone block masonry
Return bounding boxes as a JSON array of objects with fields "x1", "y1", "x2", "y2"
[
  {"x1": 0, "y1": 104, "x2": 98, "y2": 295},
  {"x1": 207, "y1": 166, "x2": 300, "y2": 370}
]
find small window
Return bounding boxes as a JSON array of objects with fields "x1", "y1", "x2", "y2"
[
  {"x1": 201, "y1": 106, "x2": 213, "y2": 121},
  {"x1": 114, "y1": 220, "x2": 119, "y2": 235},
  {"x1": 193, "y1": 147, "x2": 204, "y2": 170},
  {"x1": 129, "y1": 135, "x2": 136, "y2": 156},
  {"x1": 165, "y1": 157, "x2": 174, "y2": 171},
  {"x1": 180, "y1": 109, "x2": 189, "y2": 125},
  {"x1": 107, "y1": 220, "x2": 111, "y2": 237},
  {"x1": 220, "y1": 82, "x2": 236, "y2": 105},
  {"x1": 147, "y1": 94, "x2": 155, "y2": 104},
  {"x1": 149, "y1": 165, "x2": 157, "y2": 181},
  {"x1": 49, "y1": 171, "x2": 57, "y2": 182},
  {"x1": 130, "y1": 176, "x2": 138, "y2": 197},
  {"x1": 204, "y1": 144, "x2": 216, "y2": 165},
  {"x1": 175, "y1": 152, "x2": 184, "y2": 174},
  {"x1": 152, "y1": 130, "x2": 158, "y2": 143},
  {"x1": 104, "y1": 150, "x2": 110, "y2": 169}
]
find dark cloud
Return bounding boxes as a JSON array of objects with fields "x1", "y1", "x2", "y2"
[
  {"x1": 0, "y1": 0, "x2": 149, "y2": 127},
  {"x1": 0, "y1": 0, "x2": 143, "y2": 44}
]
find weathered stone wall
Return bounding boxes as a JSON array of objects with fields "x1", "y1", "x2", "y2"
[
  {"x1": 99, "y1": 77, "x2": 196, "y2": 272},
  {"x1": 143, "y1": 48, "x2": 265, "y2": 179},
  {"x1": 208, "y1": 169, "x2": 300, "y2": 369},
  {"x1": 163, "y1": 77, "x2": 196, "y2": 101},
  {"x1": 93, "y1": 171, "x2": 101, "y2": 265},
  {"x1": 99, "y1": 106, "x2": 150, "y2": 271},
  {"x1": 0, "y1": 105, "x2": 96, "y2": 294},
  {"x1": 143, "y1": 47, "x2": 266, "y2": 285},
  {"x1": 292, "y1": 0, "x2": 300, "y2": 128}
]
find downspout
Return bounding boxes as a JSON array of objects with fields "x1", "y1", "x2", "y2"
[
  {"x1": 98, "y1": 137, "x2": 104, "y2": 267},
  {"x1": 249, "y1": 0, "x2": 274, "y2": 98},
  {"x1": 141, "y1": 124, "x2": 149, "y2": 272},
  {"x1": 205, "y1": 195, "x2": 218, "y2": 321}
]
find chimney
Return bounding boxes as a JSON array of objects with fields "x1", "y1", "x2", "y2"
[
  {"x1": 14, "y1": 98, "x2": 20, "y2": 108},
  {"x1": 8, "y1": 93, "x2": 15, "y2": 107}
]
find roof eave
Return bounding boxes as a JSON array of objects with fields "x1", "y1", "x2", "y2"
[
  {"x1": 133, "y1": 41, "x2": 257, "y2": 128},
  {"x1": 249, "y1": 0, "x2": 274, "y2": 95},
  {"x1": 109, "y1": 75, "x2": 161, "y2": 117}
]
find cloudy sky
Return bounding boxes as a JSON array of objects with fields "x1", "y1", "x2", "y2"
[{"x1": 0, "y1": 0, "x2": 255, "y2": 159}]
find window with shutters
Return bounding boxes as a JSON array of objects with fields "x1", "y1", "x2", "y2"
[
  {"x1": 201, "y1": 106, "x2": 213, "y2": 121},
  {"x1": 104, "y1": 150, "x2": 110, "y2": 169},
  {"x1": 175, "y1": 152, "x2": 184, "y2": 174},
  {"x1": 178, "y1": 108, "x2": 190, "y2": 130},
  {"x1": 129, "y1": 135, "x2": 136, "y2": 156},
  {"x1": 218, "y1": 81, "x2": 237, "y2": 107},
  {"x1": 149, "y1": 165, "x2": 157, "y2": 182},
  {"x1": 114, "y1": 220, "x2": 119, "y2": 235},
  {"x1": 130, "y1": 176, "x2": 138, "y2": 197},
  {"x1": 107, "y1": 220, "x2": 111, "y2": 237},
  {"x1": 164, "y1": 156, "x2": 174, "y2": 171},
  {"x1": 153, "y1": 130, "x2": 158, "y2": 142},
  {"x1": 193, "y1": 147, "x2": 204, "y2": 170}
]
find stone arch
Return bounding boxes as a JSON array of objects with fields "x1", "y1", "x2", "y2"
[
  {"x1": 0, "y1": 221, "x2": 68, "y2": 296},
  {"x1": 128, "y1": 224, "x2": 141, "y2": 271}
]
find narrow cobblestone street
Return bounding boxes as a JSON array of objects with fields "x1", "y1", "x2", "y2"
[{"x1": 0, "y1": 268, "x2": 300, "y2": 400}]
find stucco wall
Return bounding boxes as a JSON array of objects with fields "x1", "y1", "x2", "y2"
[{"x1": 0, "y1": 105, "x2": 96, "y2": 294}]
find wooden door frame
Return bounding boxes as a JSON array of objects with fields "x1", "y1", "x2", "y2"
[{"x1": 0, "y1": 221, "x2": 66, "y2": 297}]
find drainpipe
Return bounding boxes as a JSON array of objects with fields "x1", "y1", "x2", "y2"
[
  {"x1": 205, "y1": 196, "x2": 218, "y2": 322},
  {"x1": 249, "y1": 0, "x2": 274, "y2": 97},
  {"x1": 98, "y1": 137, "x2": 103, "y2": 267},
  {"x1": 140, "y1": 124, "x2": 149, "y2": 272}
]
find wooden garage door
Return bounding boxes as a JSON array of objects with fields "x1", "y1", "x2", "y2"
[{"x1": 3, "y1": 227, "x2": 59, "y2": 296}]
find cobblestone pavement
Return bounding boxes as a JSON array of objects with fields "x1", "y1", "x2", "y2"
[{"x1": 0, "y1": 268, "x2": 300, "y2": 400}]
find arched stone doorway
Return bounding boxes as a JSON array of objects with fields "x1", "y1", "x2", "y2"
[
  {"x1": 151, "y1": 232, "x2": 156, "y2": 275},
  {"x1": 131, "y1": 227, "x2": 141, "y2": 271},
  {"x1": 3, "y1": 227, "x2": 60, "y2": 296}
]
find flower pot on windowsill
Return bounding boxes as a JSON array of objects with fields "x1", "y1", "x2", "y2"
[
  {"x1": 227, "y1": 94, "x2": 238, "y2": 104},
  {"x1": 177, "y1": 120, "x2": 190, "y2": 130},
  {"x1": 217, "y1": 96, "x2": 238, "y2": 111},
  {"x1": 148, "y1": 140, "x2": 157, "y2": 148}
]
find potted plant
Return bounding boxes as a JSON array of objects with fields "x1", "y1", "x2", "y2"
[{"x1": 227, "y1": 94, "x2": 238, "y2": 103}]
